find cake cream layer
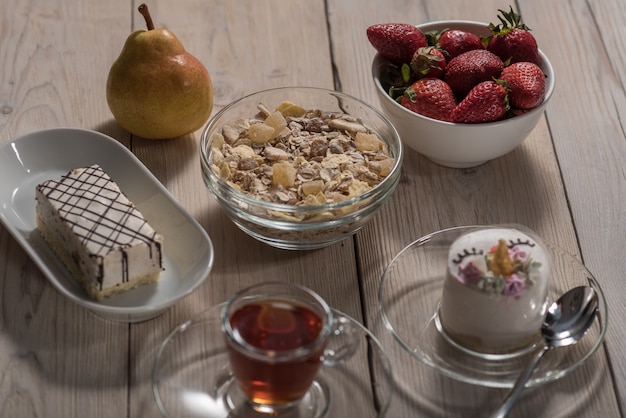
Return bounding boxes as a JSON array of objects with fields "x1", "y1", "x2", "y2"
[
  {"x1": 35, "y1": 164, "x2": 163, "y2": 300},
  {"x1": 440, "y1": 228, "x2": 551, "y2": 353}
]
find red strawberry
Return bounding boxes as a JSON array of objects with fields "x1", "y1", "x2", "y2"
[
  {"x1": 499, "y1": 62, "x2": 546, "y2": 109},
  {"x1": 486, "y1": 7, "x2": 539, "y2": 64},
  {"x1": 401, "y1": 78, "x2": 457, "y2": 122},
  {"x1": 450, "y1": 80, "x2": 509, "y2": 123},
  {"x1": 410, "y1": 46, "x2": 447, "y2": 79},
  {"x1": 438, "y1": 29, "x2": 484, "y2": 61},
  {"x1": 445, "y1": 49, "x2": 504, "y2": 98},
  {"x1": 367, "y1": 23, "x2": 428, "y2": 65}
]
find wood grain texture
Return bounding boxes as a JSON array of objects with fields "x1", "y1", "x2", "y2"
[
  {"x1": 328, "y1": 0, "x2": 622, "y2": 416},
  {"x1": 123, "y1": 1, "x2": 369, "y2": 416},
  {"x1": 0, "y1": 0, "x2": 623, "y2": 417},
  {"x1": 0, "y1": 1, "x2": 131, "y2": 417},
  {"x1": 521, "y1": 1, "x2": 626, "y2": 413}
]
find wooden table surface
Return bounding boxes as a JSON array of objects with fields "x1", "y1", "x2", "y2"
[{"x1": 1, "y1": 0, "x2": 624, "y2": 417}]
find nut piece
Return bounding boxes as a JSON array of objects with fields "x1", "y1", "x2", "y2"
[
  {"x1": 272, "y1": 161, "x2": 297, "y2": 187},
  {"x1": 222, "y1": 119, "x2": 249, "y2": 144},
  {"x1": 327, "y1": 118, "x2": 368, "y2": 133},
  {"x1": 265, "y1": 111, "x2": 288, "y2": 132},
  {"x1": 248, "y1": 123, "x2": 275, "y2": 144},
  {"x1": 355, "y1": 132, "x2": 383, "y2": 151},
  {"x1": 276, "y1": 101, "x2": 306, "y2": 117},
  {"x1": 264, "y1": 146, "x2": 291, "y2": 161}
]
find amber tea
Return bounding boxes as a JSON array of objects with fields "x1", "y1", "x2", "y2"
[{"x1": 225, "y1": 299, "x2": 326, "y2": 406}]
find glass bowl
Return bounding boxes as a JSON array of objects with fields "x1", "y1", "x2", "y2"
[{"x1": 200, "y1": 87, "x2": 403, "y2": 250}]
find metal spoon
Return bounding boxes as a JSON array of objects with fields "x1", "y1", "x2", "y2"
[{"x1": 490, "y1": 286, "x2": 599, "y2": 418}]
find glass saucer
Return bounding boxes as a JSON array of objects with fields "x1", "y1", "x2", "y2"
[
  {"x1": 152, "y1": 304, "x2": 393, "y2": 417},
  {"x1": 378, "y1": 225, "x2": 608, "y2": 389}
]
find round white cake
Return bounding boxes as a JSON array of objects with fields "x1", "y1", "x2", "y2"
[{"x1": 439, "y1": 228, "x2": 551, "y2": 354}]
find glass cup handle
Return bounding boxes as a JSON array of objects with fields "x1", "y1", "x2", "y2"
[{"x1": 321, "y1": 315, "x2": 359, "y2": 366}]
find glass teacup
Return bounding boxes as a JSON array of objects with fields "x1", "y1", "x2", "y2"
[{"x1": 221, "y1": 281, "x2": 357, "y2": 414}]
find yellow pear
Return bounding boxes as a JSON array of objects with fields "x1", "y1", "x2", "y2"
[{"x1": 106, "y1": 4, "x2": 213, "y2": 139}]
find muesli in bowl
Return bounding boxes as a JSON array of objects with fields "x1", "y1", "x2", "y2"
[{"x1": 200, "y1": 87, "x2": 403, "y2": 250}]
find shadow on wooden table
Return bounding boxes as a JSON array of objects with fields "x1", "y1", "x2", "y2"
[
  {"x1": 374, "y1": 321, "x2": 614, "y2": 418},
  {"x1": 0, "y1": 233, "x2": 133, "y2": 391}
]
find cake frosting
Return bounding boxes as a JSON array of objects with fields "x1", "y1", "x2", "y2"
[
  {"x1": 35, "y1": 164, "x2": 164, "y2": 300},
  {"x1": 439, "y1": 228, "x2": 551, "y2": 354}
]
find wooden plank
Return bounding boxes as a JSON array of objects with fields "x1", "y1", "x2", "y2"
[
  {"x1": 0, "y1": 0, "x2": 132, "y2": 417},
  {"x1": 521, "y1": 0, "x2": 626, "y2": 413},
  {"x1": 328, "y1": 0, "x2": 621, "y2": 416},
  {"x1": 124, "y1": 1, "x2": 374, "y2": 416},
  {"x1": 0, "y1": 0, "x2": 622, "y2": 416}
]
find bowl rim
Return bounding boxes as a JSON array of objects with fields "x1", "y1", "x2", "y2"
[
  {"x1": 371, "y1": 20, "x2": 556, "y2": 128},
  {"x1": 200, "y1": 86, "x2": 404, "y2": 216}
]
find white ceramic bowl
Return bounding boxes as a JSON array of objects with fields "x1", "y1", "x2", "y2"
[
  {"x1": 200, "y1": 87, "x2": 403, "y2": 250},
  {"x1": 372, "y1": 20, "x2": 555, "y2": 168}
]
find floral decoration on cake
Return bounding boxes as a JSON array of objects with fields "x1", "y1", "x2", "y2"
[{"x1": 452, "y1": 238, "x2": 543, "y2": 298}]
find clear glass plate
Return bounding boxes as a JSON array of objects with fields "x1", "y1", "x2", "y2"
[
  {"x1": 378, "y1": 225, "x2": 608, "y2": 388},
  {"x1": 152, "y1": 304, "x2": 394, "y2": 417}
]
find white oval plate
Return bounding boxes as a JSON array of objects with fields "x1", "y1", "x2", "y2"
[{"x1": 0, "y1": 128, "x2": 215, "y2": 322}]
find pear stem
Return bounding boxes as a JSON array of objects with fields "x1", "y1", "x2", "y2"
[{"x1": 138, "y1": 3, "x2": 155, "y2": 31}]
